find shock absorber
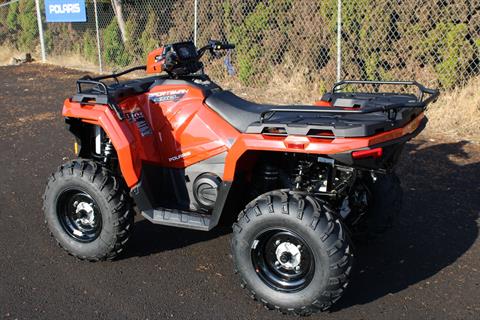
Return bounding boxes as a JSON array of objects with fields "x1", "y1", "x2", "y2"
[
  {"x1": 292, "y1": 161, "x2": 311, "y2": 190},
  {"x1": 94, "y1": 125, "x2": 102, "y2": 155},
  {"x1": 260, "y1": 164, "x2": 280, "y2": 192},
  {"x1": 93, "y1": 125, "x2": 114, "y2": 163},
  {"x1": 103, "y1": 139, "x2": 113, "y2": 163}
]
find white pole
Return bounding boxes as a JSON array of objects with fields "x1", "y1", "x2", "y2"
[
  {"x1": 336, "y1": 0, "x2": 342, "y2": 82},
  {"x1": 93, "y1": 0, "x2": 103, "y2": 73},
  {"x1": 194, "y1": 0, "x2": 198, "y2": 46},
  {"x1": 35, "y1": 0, "x2": 46, "y2": 62}
]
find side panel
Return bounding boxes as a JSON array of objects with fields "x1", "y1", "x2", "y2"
[
  {"x1": 137, "y1": 83, "x2": 239, "y2": 168},
  {"x1": 133, "y1": 152, "x2": 227, "y2": 213}
]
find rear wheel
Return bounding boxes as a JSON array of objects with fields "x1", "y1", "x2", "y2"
[
  {"x1": 43, "y1": 159, "x2": 134, "y2": 261},
  {"x1": 231, "y1": 190, "x2": 354, "y2": 315}
]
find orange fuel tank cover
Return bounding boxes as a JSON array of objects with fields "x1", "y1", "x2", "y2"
[{"x1": 146, "y1": 47, "x2": 165, "y2": 74}]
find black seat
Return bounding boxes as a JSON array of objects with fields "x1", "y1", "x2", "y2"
[
  {"x1": 205, "y1": 91, "x2": 291, "y2": 132},
  {"x1": 107, "y1": 78, "x2": 156, "y2": 101}
]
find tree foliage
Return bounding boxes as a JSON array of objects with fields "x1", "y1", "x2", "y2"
[
  {"x1": 0, "y1": 0, "x2": 478, "y2": 89},
  {"x1": 103, "y1": 18, "x2": 131, "y2": 67}
]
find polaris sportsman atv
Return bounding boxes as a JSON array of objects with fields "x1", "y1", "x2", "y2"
[{"x1": 43, "y1": 40, "x2": 439, "y2": 315}]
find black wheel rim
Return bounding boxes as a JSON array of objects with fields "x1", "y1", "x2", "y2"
[
  {"x1": 56, "y1": 189, "x2": 102, "y2": 243},
  {"x1": 251, "y1": 228, "x2": 315, "y2": 292}
]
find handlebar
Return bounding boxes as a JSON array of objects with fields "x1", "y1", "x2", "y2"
[
  {"x1": 218, "y1": 43, "x2": 235, "y2": 50},
  {"x1": 207, "y1": 40, "x2": 235, "y2": 50},
  {"x1": 197, "y1": 40, "x2": 235, "y2": 58}
]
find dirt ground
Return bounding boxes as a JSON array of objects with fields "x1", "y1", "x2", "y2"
[{"x1": 0, "y1": 63, "x2": 479, "y2": 320}]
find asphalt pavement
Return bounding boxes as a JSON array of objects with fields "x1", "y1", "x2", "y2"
[{"x1": 0, "y1": 64, "x2": 478, "y2": 320}]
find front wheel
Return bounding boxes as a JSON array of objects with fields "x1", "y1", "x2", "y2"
[
  {"x1": 43, "y1": 159, "x2": 134, "y2": 261},
  {"x1": 231, "y1": 190, "x2": 354, "y2": 315}
]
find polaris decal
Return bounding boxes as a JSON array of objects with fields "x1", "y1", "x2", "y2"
[
  {"x1": 168, "y1": 151, "x2": 192, "y2": 162},
  {"x1": 125, "y1": 110, "x2": 153, "y2": 137},
  {"x1": 44, "y1": 0, "x2": 86, "y2": 22},
  {"x1": 149, "y1": 89, "x2": 188, "y2": 103},
  {"x1": 49, "y1": 3, "x2": 80, "y2": 13}
]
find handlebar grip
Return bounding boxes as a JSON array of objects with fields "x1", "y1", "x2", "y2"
[
  {"x1": 423, "y1": 87, "x2": 439, "y2": 95},
  {"x1": 211, "y1": 42, "x2": 235, "y2": 50}
]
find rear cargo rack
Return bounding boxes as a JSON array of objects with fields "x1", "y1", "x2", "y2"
[
  {"x1": 260, "y1": 80, "x2": 439, "y2": 123},
  {"x1": 332, "y1": 80, "x2": 439, "y2": 103},
  {"x1": 73, "y1": 66, "x2": 147, "y2": 120}
]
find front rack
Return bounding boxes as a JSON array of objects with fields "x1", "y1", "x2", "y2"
[
  {"x1": 74, "y1": 66, "x2": 147, "y2": 120},
  {"x1": 260, "y1": 80, "x2": 439, "y2": 123}
]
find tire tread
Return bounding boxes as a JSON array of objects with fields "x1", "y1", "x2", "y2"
[
  {"x1": 43, "y1": 159, "x2": 134, "y2": 261},
  {"x1": 232, "y1": 190, "x2": 353, "y2": 316}
]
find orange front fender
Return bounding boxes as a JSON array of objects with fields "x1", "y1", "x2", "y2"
[{"x1": 63, "y1": 99, "x2": 141, "y2": 187}]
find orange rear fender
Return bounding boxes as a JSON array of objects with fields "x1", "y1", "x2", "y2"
[{"x1": 223, "y1": 113, "x2": 425, "y2": 181}]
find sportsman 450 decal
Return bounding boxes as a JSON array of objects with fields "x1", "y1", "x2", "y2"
[{"x1": 149, "y1": 89, "x2": 188, "y2": 103}]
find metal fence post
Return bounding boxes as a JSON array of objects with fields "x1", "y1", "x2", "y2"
[
  {"x1": 35, "y1": 0, "x2": 46, "y2": 62},
  {"x1": 93, "y1": 0, "x2": 103, "y2": 73},
  {"x1": 336, "y1": 0, "x2": 342, "y2": 82},
  {"x1": 194, "y1": 0, "x2": 198, "y2": 46}
]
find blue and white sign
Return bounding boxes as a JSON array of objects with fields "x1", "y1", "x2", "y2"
[{"x1": 45, "y1": 0, "x2": 87, "y2": 22}]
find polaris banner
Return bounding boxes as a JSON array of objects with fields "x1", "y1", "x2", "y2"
[{"x1": 45, "y1": 0, "x2": 87, "y2": 22}]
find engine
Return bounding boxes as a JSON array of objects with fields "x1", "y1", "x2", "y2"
[
  {"x1": 252, "y1": 153, "x2": 369, "y2": 223},
  {"x1": 254, "y1": 153, "x2": 356, "y2": 195}
]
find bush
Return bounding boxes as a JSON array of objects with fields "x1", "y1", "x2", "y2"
[
  {"x1": 229, "y1": 2, "x2": 273, "y2": 84},
  {"x1": 103, "y1": 19, "x2": 131, "y2": 67},
  {"x1": 18, "y1": 1, "x2": 38, "y2": 51},
  {"x1": 140, "y1": 12, "x2": 161, "y2": 56},
  {"x1": 421, "y1": 23, "x2": 475, "y2": 88},
  {"x1": 44, "y1": 29, "x2": 53, "y2": 54},
  {"x1": 6, "y1": 2, "x2": 18, "y2": 32},
  {"x1": 83, "y1": 31, "x2": 97, "y2": 63}
]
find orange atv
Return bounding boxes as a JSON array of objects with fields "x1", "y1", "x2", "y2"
[{"x1": 43, "y1": 40, "x2": 439, "y2": 315}]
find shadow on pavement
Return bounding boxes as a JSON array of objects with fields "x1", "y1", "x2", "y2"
[
  {"x1": 121, "y1": 139, "x2": 479, "y2": 310},
  {"x1": 122, "y1": 220, "x2": 231, "y2": 259},
  {"x1": 333, "y1": 139, "x2": 479, "y2": 310}
]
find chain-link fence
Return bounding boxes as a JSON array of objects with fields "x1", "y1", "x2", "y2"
[
  {"x1": 0, "y1": 0, "x2": 479, "y2": 94},
  {"x1": 0, "y1": 0, "x2": 40, "y2": 58}
]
